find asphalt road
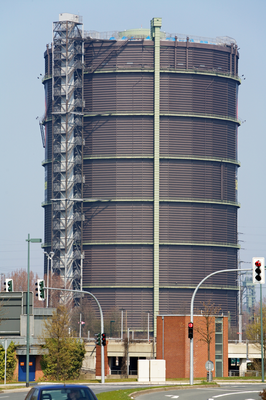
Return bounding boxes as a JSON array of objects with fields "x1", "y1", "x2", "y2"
[
  {"x1": 2, "y1": 383, "x2": 266, "y2": 400},
  {"x1": 135, "y1": 384, "x2": 266, "y2": 399}
]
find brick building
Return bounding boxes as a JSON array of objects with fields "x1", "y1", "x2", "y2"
[{"x1": 156, "y1": 315, "x2": 228, "y2": 379}]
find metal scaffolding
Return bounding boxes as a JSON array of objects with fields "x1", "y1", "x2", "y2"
[{"x1": 51, "y1": 14, "x2": 84, "y2": 304}]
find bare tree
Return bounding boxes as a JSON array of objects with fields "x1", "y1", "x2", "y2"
[
  {"x1": 246, "y1": 302, "x2": 266, "y2": 374},
  {"x1": 195, "y1": 300, "x2": 221, "y2": 361},
  {"x1": 121, "y1": 338, "x2": 128, "y2": 378}
]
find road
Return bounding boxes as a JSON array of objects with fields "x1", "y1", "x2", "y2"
[
  {"x1": 135, "y1": 384, "x2": 266, "y2": 399},
  {"x1": 2, "y1": 383, "x2": 266, "y2": 400},
  {"x1": 0, "y1": 384, "x2": 172, "y2": 399}
]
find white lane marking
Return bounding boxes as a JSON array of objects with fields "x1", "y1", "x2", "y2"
[
  {"x1": 165, "y1": 396, "x2": 179, "y2": 399},
  {"x1": 210, "y1": 391, "x2": 260, "y2": 398},
  {"x1": 208, "y1": 396, "x2": 255, "y2": 400}
]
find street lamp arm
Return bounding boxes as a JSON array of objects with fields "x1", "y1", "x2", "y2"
[
  {"x1": 52, "y1": 288, "x2": 104, "y2": 332},
  {"x1": 190, "y1": 268, "x2": 251, "y2": 323},
  {"x1": 189, "y1": 267, "x2": 251, "y2": 386},
  {"x1": 44, "y1": 286, "x2": 105, "y2": 383}
]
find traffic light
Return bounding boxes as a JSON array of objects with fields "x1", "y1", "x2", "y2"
[
  {"x1": 96, "y1": 333, "x2": 101, "y2": 346},
  {"x1": 252, "y1": 257, "x2": 265, "y2": 284},
  {"x1": 35, "y1": 279, "x2": 45, "y2": 301},
  {"x1": 188, "y1": 322, "x2": 193, "y2": 339},
  {"x1": 4, "y1": 279, "x2": 13, "y2": 292},
  {"x1": 101, "y1": 333, "x2": 106, "y2": 346}
]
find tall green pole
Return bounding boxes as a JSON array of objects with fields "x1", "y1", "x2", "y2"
[
  {"x1": 151, "y1": 17, "x2": 162, "y2": 338},
  {"x1": 26, "y1": 234, "x2": 30, "y2": 387},
  {"x1": 260, "y1": 283, "x2": 264, "y2": 382},
  {"x1": 26, "y1": 235, "x2": 42, "y2": 387}
]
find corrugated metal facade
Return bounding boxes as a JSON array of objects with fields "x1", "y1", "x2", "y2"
[{"x1": 43, "y1": 23, "x2": 240, "y2": 332}]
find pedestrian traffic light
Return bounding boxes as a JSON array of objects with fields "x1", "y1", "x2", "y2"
[
  {"x1": 35, "y1": 279, "x2": 45, "y2": 301},
  {"x1": 101, "y1": 333, "x2": 106, "y2": 346},
  {"x1": 96, "y1": 333, "x2": 101, "y2": 346},
  {"x1": 4, "y1": 279, "x2": 13, "y2": 292},
  {"x1": 188, "y1": 322, "x2": 193, "y2": 339},
  {"x1": 252, "y1": 257, "x2": 265, "y2": 284}
]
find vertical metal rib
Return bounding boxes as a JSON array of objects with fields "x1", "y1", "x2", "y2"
[{"x1": 151, "y1": 17, "x2": 162, "y2": 336}]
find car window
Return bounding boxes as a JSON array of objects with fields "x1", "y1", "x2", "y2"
[
  {"x1": 41, "y1": 388, "x2": 97, "y2": 400},
  {"x1": 25, "y1": 388, "x2": 35, "y2": 400},
  {"x1": 25, "y1": 389, "x2": 39, "y2": 400},
  {"x1": 41, "y1": 390, "x2": 67, "y2": 400}
]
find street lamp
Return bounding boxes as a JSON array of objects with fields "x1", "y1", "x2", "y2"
[
  {"x1": 120, "y1": 308, "x2": 125, "y2": 341},
  {"x1": 189, "y1": 267, "x2": 250, "y2": 385},
  {"x1": 26, "y1": 234, "x2": 42, "y2": 387},
  {"x1": 147, "y1": 311, "x2": 150, "y2": 342},
  {"x1": 44, "y1": 251, "x2": 54, "y2": 307}
]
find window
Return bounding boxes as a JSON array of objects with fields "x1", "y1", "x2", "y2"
[{"x1": 215, "y1": 317, "x2": 223, "y2": 377}]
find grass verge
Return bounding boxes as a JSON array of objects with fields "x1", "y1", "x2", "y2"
[{"x1": 96, "y1": 387, "x2": 164, "y2": 400}]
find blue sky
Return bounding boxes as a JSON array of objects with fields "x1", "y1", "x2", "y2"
[{"x1": 0, "y1": 0, "x2": 265, "y2": 298}]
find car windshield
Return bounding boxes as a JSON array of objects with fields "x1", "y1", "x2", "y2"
[{"x1": 41, "y1": 388, "x2": 95, "y2": 400}]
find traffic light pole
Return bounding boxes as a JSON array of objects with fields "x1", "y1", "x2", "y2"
[
  {"x1": 44, "y1": 287, "x2": 105, "y2": 384},
  {"x1": 260, "y1": 283, "x2": 264, "y2": 382},
  {"x1": 189, "y1": 268, "x2": 251, "y2": 385}
]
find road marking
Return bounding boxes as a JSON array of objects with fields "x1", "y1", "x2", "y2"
[
  {"x1": 207, "y1": 390, "x2": 260, "y2": 398},
  {"x1": 165, "y1": 396, "x2": 179, "y2": 399}
]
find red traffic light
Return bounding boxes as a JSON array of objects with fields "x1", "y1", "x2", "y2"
[
  {"x1": 252, "y1": 257, "x2": 265, "y2": 284},
  {"x1": 188, "y1": 322, "x2": 193, "y2": 339},
  {"x1": 101, "y1": 333, "x2": 106, "y2": 346}
]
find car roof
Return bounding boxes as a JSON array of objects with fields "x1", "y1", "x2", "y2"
[{"x1": 31, "y1": 385, "x2": 90, "y2": 390}]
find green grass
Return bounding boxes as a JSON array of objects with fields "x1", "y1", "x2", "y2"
[
  {"x1": 215, "y1": 376, "x2": 262, "y2": 380},
  {"x1": 97, "y1": 387, "x2": 150, "y2": 400}
]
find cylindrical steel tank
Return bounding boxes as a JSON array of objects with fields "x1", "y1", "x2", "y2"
[
  {"x1": 81, "y1": 31, "x2": 240, "y2": 331},
  {"x1": 43, "y1": 21, "x2": 240, "y2": 333}
]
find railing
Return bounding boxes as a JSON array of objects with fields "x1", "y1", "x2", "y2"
[
  {"x1": 229, "y1": 370, "x2": 239, "y2": 377},
  {"x1": 110, "y1": 369, "x2": 137, "y2": 375},
  {"x1": 84, "y1": 30, "x2": 237, "y2": 47}
]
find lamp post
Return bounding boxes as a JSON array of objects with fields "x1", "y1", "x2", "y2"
[
  {"x1": 147, "y1": 311, "x2": 150, "y2": 342},
  {"x1": 44, "y1": 251, "x2": 54, "y2": 307},
  {"x1": 26, "y1": 234, "x2": 42, "y2": 387},
  {"x1": 120, "y1": 308, "x2": 125, "y2": 341},
  {"x1": 189, "y1": 267, "x2": 250, "y2": 385}
]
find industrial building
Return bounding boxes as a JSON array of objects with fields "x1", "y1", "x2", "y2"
[{"x1": 41, "y1": 13, "x2": 240, "y2": 335}]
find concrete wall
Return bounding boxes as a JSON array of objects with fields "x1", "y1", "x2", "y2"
[
  {"x1": 82, "y1": 341, "x2": 96, "y2": 371},
  {"x1": 107, "y1": 340, "x2": 155, "y2": 358},
  {"x1": 229, "y1": 342, "x2": 261, "y2": 359}
]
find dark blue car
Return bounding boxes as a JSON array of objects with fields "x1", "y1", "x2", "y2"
[{"x1": 25, "y1": 385, "x2": 98, "y2": 400}]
